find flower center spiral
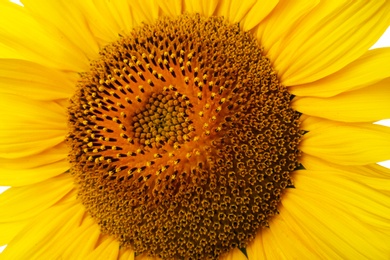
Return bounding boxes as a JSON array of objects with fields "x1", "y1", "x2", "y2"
[
  {"x1": 131, "y1": 92, "x2": 193, "y2": 148},
  {"x1": 67, "y1": 14, "x2": 302, "y2": 259}
]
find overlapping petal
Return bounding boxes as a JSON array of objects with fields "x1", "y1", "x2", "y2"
[
  {"x1": 281, "y1": 169, "x2": 390, "y2": 258},
  {"x1": 284, "y1": 189, "x2": 389, "y2": 258},
  {"x1": 301, "y1": 119, "x2": 390, "y2": 165},
  {"x1": 0, "y1": 200, "x2": 83, "y2": 259},
  {"x1": 0, "y1": 1, "x2": 89, "y2": 71},
  {"x1": 0, "y1": 59, "x2": 75, "y2": 100},
  {"x1": 0, "y1": 94, "x2": 67, "y2": 158},
  {"x1": 290, "y1": 48, "x2": 390, "y2": 97},
  {"x1": 21, "y1": 0, "x2": 100, "y2": 66},
  {"x1": 0, "y1": 174, "x2": 74, "y2": 245},
  {"x1": 293, "y1": 78, "x2": 390, "y2": 122},
  {"x1": 265, "y1": 0, "x2": 390, "y2": 86},
  {"x1": 0, "y1": 143, "x2": 68, "y2": 187}
]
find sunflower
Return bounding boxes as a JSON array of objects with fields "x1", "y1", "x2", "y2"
[{"x1": 1, "y1": 0, "x2": 390, "y2": 259}]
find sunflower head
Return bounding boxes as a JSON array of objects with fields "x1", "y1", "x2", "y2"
[
  {"x1": 67, "y1": 14, "x2": 302, "y2": 259},
  {"x1": 1, "y1": 0, "x2": 390, "y2": 259}
]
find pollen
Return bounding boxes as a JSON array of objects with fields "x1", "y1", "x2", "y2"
[{"x1": 67, "y1": 14, "x2": 302, "y2": 260}]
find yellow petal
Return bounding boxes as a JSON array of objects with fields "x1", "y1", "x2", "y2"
[
  {"x1": 239, "y1": 0, "x2": 279, "y2": 31},
  {"x1": 0, "y1": 59, "x2": 75, "y2": 100},
  {"x1": 0, "y1": 1, "x2": 89, "y2": 71},
  {"x1": 184, "y1": 0, "x2": 219, "y2": 17},
  {"x1": 300, "y1": 114, "x2": 340, "y2": 131},
  {"x1": 0, "y1": 175, "x2": 74, "y2": 244},
  {"x1": 251, "y1": 230, "x2": 282, "y2": 260},
  {"x1": 296, "y1": 169, "x2": 390, "y2": 230},
  {"x1": 0, "y1": 200, "x2": 85, "y2": 259},
  {"x1": 293, "y1": 77, "x2": 390, "y2": 122},
  {"x1": 30, "y1": 211, "x2": 98, "y2": 259},
  {"x1": 0, "y1": 137, "x2": 65, "y2": 159},
  {"x1": 0, "y1": 94, "x2": 66, "y2": 130},
  {"x1": 282, "y1": 187, "x2": 389, "y2": 259},
  {"x1": 300, "y1": 154, "x2": 390, "y2": 193},
  {"x1": 60, "y1": 217, "x2": 103, "y2": 260},
  {"x1": 85, "y1": 236, "x2": 120, "y2": 260},
  {"x1": 290, "y1": 48, "x2": 390, "y2": 97},
  {"x1": 118, "y1": 247, "x2": 135, "y2": 260},
  {"x1": 256, "y1": 0, "x2": 319, "y2": 57},
  {"x1": 29, "y1": 206, "x2": 89, "y2": 259},
  {"x1": 284, "y1": 170, "x2": 390, "y2": 258},
  {"x1": 0, "y1": 143, "x2": 69, "y2": 187},
  {"x1": 77, "y1": 0, "x2": 134, "y2": 45},
  {"x1": 128, "y1": 0, "x2": 159, "y2": 26},
  {"x1": 0, "y1": 174, "x2": 73, "y2": 222},
  {"x1": 0, "y1": 94, "x2": 66, "y2": 158},
  {"x1": 301, "y1": 120, "x2": 390, "y2": 165},
  {"x1": 215, "y1": 0, "x2": 257, "y2": 24},
  {"x1": 273, "y1": 1, "x2": 390, "y2": 85},
  {"x1": 220, "y1": 247, "x2": 248, "y2": 260},
  {"x1": 246, "y1": 233, "x2": 267, "y2": 260},
  {"x1": 158, "y1": 0, "x2": 184, "y2": 17},
  {"x1": 21, "y1": 0, "x2": 100, "y2": 63},
  {"x1": 278, "y1": 193, "x2": 342, "y2": 259},
  {"x1": 0, "y1": 220, "x2": 29, "y2": 245},
  {"x1": 262, "y1": 205, "x2": 323, "y2": 259}
]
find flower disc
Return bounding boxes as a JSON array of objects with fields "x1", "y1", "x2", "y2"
[{"x1": 67, "y1": 14, "x2": 302, "y2": 259}]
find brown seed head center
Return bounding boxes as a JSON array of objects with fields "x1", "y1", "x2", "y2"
[{"x1": 67, "y1": 14, "x2": 302, "y2": 260}]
